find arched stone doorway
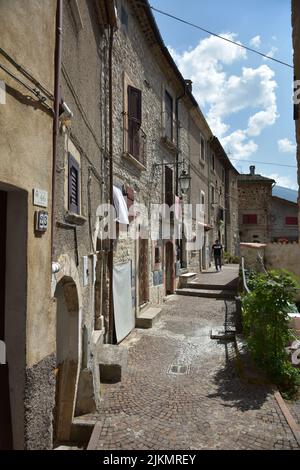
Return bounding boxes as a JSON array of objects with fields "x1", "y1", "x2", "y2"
[{"x1": 54, "y1": 277, "x2": 79, "y2": 444}]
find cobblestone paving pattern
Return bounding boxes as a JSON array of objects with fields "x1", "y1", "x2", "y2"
[{"x1": 92, "y1": 296, "x2": 299, "y2": 450}]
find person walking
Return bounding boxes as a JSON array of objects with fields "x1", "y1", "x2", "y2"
[{"x1": 212, "y1": 239, "x2": 223, "y2": 272}]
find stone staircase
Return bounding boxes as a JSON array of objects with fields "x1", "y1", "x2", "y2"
[{"x1": 176, "y1": 266, "x2": 238, "y2": 300}]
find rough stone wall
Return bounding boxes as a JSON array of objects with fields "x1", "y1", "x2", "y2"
[
  {"x1": 241, "y1": 242, "x2": 300, "y2": 282},
  {"x1": 226, "y1": 170, "x2": 239, "y2": 256},
  {"x1": 292, "y1": 0, "x2": 300, "y2": 240},
  {"x1": 238, "y1": 181, "x2": 273, "y2": 243},
  {"x1": 0, "y1": 0, "x2": 56, "y2": 449},
  {"x1": 269, "y1": 197, "x2": 298, "y2": 242},
  {"x1": 53, "y1": 0, "x2": 107, "y2": 442},
  {"x1": 112, "y1": 0, "x2": 190, "y2": 301},
  {"x1": 265, "y1": 242, "x2": 300, "y2": 280}
]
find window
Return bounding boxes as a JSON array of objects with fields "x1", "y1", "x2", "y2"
[
  {"x1": 200, "y1": 190, "x2": 205, "y2": 212},
  {"x1": 165, "y1": 166, "x2": 173, "y2": 207},
  {"x1": 164, "y1": 90, "x2": 173, "y2": 141},
  {"x1": 68, "y1": 153, "x2": 80, "y2": 214},
  {"x1": 222, "y1": 168, "x2": 225, "y2": 183},
  {"x1": 200, "y1": 135, "x2": 205, "y2": 161},
  {"x1": 155, "y1": 246, "x2": 161, "y2": 264},
  {"x1": 211, "y1": 153, "x2": 215, "y2": 171},
  {"x1": 121, "y1": 5, "x2": 128, "y2": 33},
  {"x1": 285, "y1": 216, "x2": 298, "y2": 225},
  {"x1": 211, "y1": 185, "x2": 215, "y2": 205},
  {"x1": 128, "y1": 85, "x2": 142, "y2": 160},
  {"x1": 243, "y1": 214, "x2": 258, "y2": 225}
]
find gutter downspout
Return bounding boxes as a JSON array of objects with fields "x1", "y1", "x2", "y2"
[
  {"x1": 52, "y1": 0, "x2": 63, "y2": 261},
  {"x1": 108, "y1": 25, "x2": 114, "y2": 344},
  {"x1": 175, "y1": 90, "x2": 185, "y2": 267}
]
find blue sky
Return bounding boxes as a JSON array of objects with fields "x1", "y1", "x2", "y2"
[{"x1": 151, "y1": 0, "x2": 298, "y2": 189}]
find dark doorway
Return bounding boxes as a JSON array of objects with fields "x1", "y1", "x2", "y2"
[
  {"x1": 165, "y1": 241, "x2": 174, "y2": 295},
  {"x1": 0, "y1": 190, "x2": 13, "y2": 449},
  {"x1": 138, "y1": 238, "x2": 149, "y2": 306}
]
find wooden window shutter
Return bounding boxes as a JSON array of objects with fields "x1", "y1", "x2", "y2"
[
  {"x1": 128, "y1": 85, "x2": 142, "y2": 160},
  {"x1": 123, "y1": 185, "x2": 135, "y2": 220},
  {"x1": 68, "y1": 153, "x2": 80, "y2": 214},
  {"x1": 165, "y1": 166, "x2": 173, "y2": 207}
]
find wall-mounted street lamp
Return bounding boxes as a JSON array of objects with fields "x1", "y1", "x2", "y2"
[{"x1": 178, "y1": 169, "x2": 191, "y2": 194}]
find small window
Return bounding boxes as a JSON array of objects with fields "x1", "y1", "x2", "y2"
[
  {"x1": 211, "y1": 185, "x2": 215, "y2": 205},
  {"x1": 68, "y1": 154, "x2": 80, "y2": 214},
  {"x1": 211, "y1": 153, "x2": 215, "y2": 171},
  {"x1": 200, "y1": 190, "x2": 205, "y2": 212},
  {"x1": 222, "y1": 168, "x2": 225, "y2": 182},
  {"x1": 200, "y1": 135, "x2": 205, "y2": 161},
  {"x1": 243, "y1": 214, "x2": 257, "y2": 225},
  {"x1": 155, "y1": 246, "x2": 161, "y2": 264},
  {"x1": 164, "y1": 90, "x2": 173, "y2": 141},
  {"x1": 128, "y1": 85, "x2": 142, "y2": 160},
  {"x1": 285, "y1": 216, "x2": 298, "y2": 225},
  {"x1": 121, "y1": 5, "x2": 128, "y2": 33}
]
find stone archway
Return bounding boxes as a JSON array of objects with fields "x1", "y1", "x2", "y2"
[{"x1": 52, "y1": 255, "x2": 82, "y2": 444}]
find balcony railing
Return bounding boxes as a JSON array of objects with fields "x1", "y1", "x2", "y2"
[{"x1": 124, "y1": 116, "x2": 147, "y2": 168}]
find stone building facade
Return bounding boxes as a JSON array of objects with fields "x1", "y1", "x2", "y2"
[
  {"x1": 292, "y1": 0, "x2": 300, "y2": 238},
  {"x1": 0, "y1": 0, "x2": 241, "y2": 449},
  {"x1": 269, "y1": 196, "x2": 298, "y2": 242},
  {"x1": 238, "y1": 166, "x2": 275, "y2": 244},
  {"x1": 0, "y1": 0, "x2": 56, "y2": 450}
]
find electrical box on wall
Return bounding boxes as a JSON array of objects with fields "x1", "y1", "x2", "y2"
[{"x1": 35, "y1": 210, "x2": 48, "y2": 233}]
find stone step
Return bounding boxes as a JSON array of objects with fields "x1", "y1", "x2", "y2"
[
  {"x1": 136, "y1": 306, "x2": 162, "y2": 329},
  {"x1": 176, "y1": 288, "x2": 236, "y2": 299},
  {"x1": 179, "y1": 272, "x2": 198, "y2": 287},
  {"x1": 187, "y1": 282, "x2": 238, "y2": 291}
]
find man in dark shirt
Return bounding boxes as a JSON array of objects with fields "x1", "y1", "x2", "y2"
[{"x1": 212, "y1": 239, "x2": 223, "y2": 272}]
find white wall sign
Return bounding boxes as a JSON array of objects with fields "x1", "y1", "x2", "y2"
[{"x1": 33, "y1": 188, "x2": 48, "y2": 208}]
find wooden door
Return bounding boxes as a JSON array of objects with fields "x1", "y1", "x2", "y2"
[
  {"x1": 138, "y1": 239, "x2": 149, "y2": 306},
  {"x1": 165, "y1": 241, "x2": 174, "y2": 295},
  {"x1": 0, "y1": 190, "x2": 13, "y2": 449}
]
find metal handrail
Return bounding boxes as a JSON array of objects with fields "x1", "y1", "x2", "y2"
[{"x1": 241, "y1": 256, "x2": 251, "y2": 294}]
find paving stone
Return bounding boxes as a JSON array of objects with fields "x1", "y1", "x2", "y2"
[{"x1": 89, "y1": 296, "x2": 300, "y2": 450}]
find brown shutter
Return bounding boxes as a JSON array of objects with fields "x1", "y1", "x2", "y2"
[
  {"x1": 68, "y1": 153, "x2": 80, "y2": 214},
  {"x1": 123, "y1": 185, "x2": 135, "y2": 220},
  {"x1": 128, "y1": 85, "x2": 142, "y2": 160},
  {"x1": 165, "y1": 166, "x2": 173, "y2": 207}
]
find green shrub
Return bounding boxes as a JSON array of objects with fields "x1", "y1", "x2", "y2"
[{"x1": 242, "y1": 269, "x2": 300, "y2": 396}]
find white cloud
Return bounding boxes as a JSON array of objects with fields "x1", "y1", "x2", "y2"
[
  {"x1": 278, "y1": 138, "x2": 296, "y2": 154},
  {"x1": 264, "y1": 46, "x2": 278, "y2": 60},
  {"x1": 249, "y1": 35, "x2": 261, "y2": 48},
  {"x1": 267, "y1": 173, "x2": 298, "y2": 190},
  {"x1": 169, "y1": 33, "x2": 278, "y2": 160},
  {"x1": 222, "y1": 130, "x2": 258, "y2": 159}
]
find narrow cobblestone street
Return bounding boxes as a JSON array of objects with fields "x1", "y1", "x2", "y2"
[{"x1": 89, "y1": 292, "x2": 300, "y2": 450}]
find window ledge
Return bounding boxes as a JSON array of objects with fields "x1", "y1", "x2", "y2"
[
  {"x1": 160, "y1": 136, "x2": 178, "y2": 154},
  {"x1": 122, "y1": 152, "x2": 146, "y2": 171},
  {"x1": 64, "y1": 211, "x2": 87, "y2": 226}
]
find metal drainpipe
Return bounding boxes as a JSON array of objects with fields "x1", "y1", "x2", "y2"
[
  {"x1": 175, "y1": 91, "x2": 185, "y2": 266},
  {"x1": 51, "y1": 0, "x2": 63, "y2": 261},
  {"x1": 108, "y1": 25, "x2": 114, "y2": 344}
]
